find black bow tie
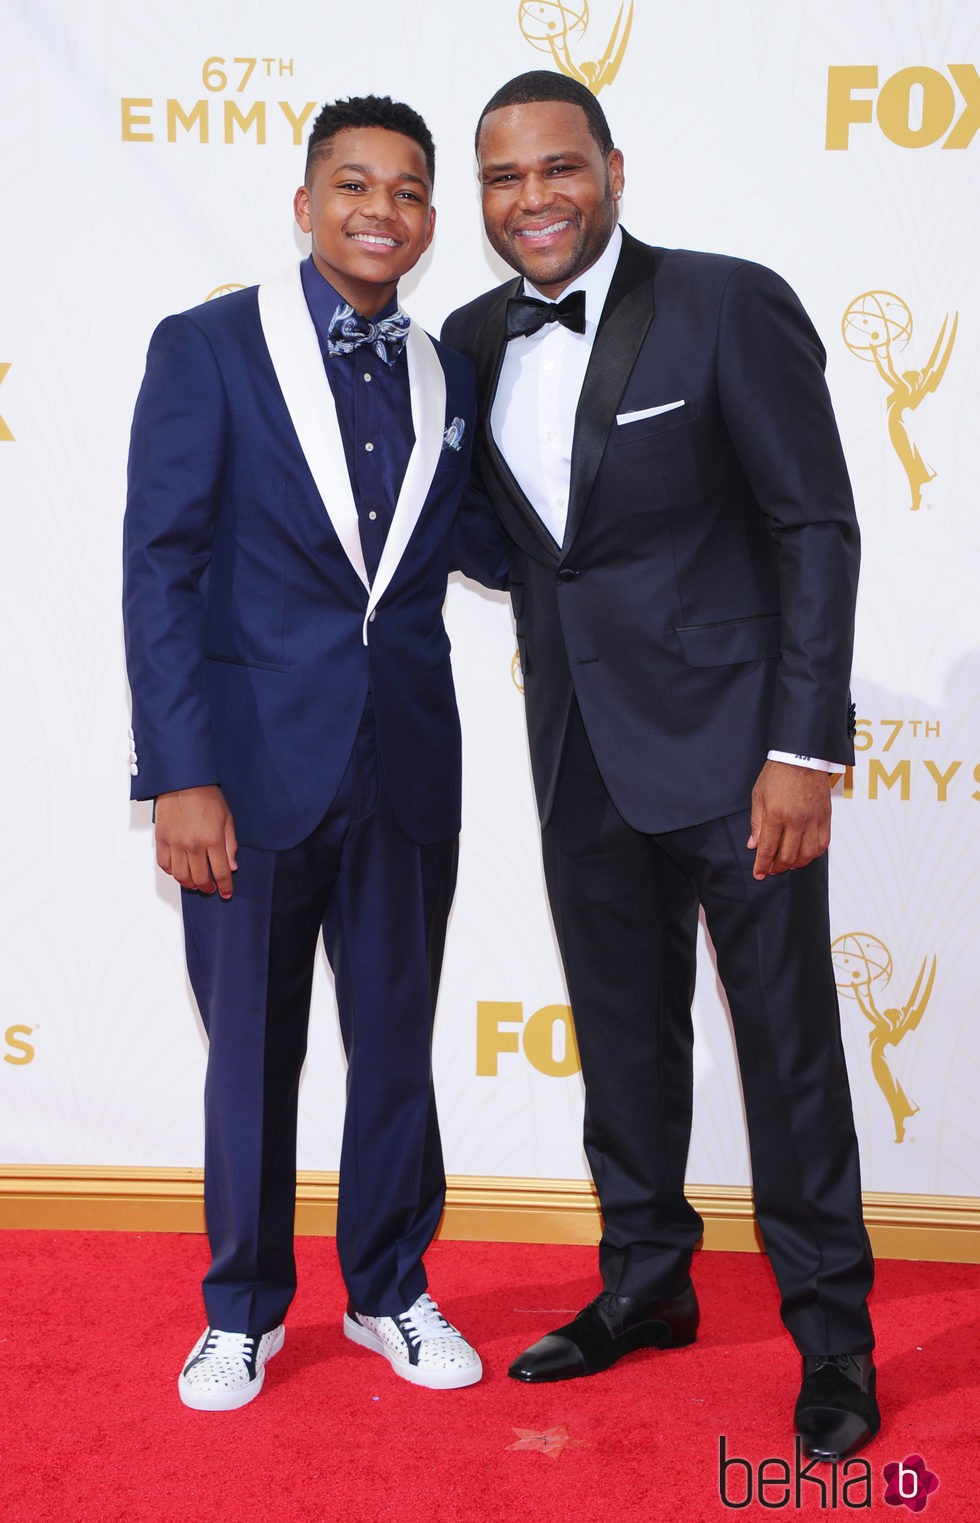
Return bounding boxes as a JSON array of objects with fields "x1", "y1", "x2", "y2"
[{"x1": 505, "y1": 289, "x2": 587, "y2": 340}]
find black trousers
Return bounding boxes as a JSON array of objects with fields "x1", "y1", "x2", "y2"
[{"x1": 542, "y1": 705, "x2": 874, "y2": 1355}]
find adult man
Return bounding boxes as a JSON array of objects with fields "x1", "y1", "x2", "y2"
[
  {"x1": 124, "y1": 95, "x2": 505, "y2": 1410},
  {"x1": 443, "y1": 71, "x2": 878, "y2": 1460}
]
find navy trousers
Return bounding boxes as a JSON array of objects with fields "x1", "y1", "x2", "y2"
[
  {"x1": 542, "y1": 705, "x2": 874, "y2": 1355},
  {"x1": 180, "y1": 703, "x2": 457, "y2": 1334}
]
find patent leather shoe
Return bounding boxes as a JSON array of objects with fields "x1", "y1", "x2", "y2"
[
  {"x1": 508, "y1": 1282, "x2": 699, "y2": 1382},
  {"x1": 795, "y1": 1353, "x2": 880, "y2": 1461}
]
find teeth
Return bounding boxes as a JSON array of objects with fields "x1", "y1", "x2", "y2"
[
  {"x1": 352, "y1": 233, "x2": 399, "y2": 247},
  {"x1": 518, "y1": 221, "x2": 570, "y2": 239}
]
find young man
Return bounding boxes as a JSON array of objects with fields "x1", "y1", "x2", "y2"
[
  {"x1": 443, "y1": 72, "x2": 878, "y2": 1462},
  {"x1": 124, "y1": 95, "x2": 505, "y2": 1410}
]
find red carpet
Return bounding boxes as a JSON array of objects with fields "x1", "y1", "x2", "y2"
[{"x1": 3, "y1": 1232, "x2": 976, "y2": 1521}]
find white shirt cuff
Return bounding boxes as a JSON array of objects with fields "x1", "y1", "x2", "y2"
[{"x1": 767, "y1": 750, "x2": 847, "y2": 774}]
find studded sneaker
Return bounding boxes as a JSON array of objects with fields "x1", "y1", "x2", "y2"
[
  {"x1": 178, "y1": 1324, "x2": 285, "y2": 1411},
  {"x1": 343, "y1": 1292, "x2": 482, "y2": 1390}
]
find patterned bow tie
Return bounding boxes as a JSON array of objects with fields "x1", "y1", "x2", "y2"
[
  {"x1": 505, "y1": 288, "x2": 587, "y2": 340},
  {"x1": 325, "y1": 301, "x2": 411, "y2": 366}
]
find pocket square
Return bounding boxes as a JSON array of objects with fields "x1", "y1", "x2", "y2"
[
  {"x1": 443, "y1": 416, "x2": 466, "y2": 451},
  {"x1": 616, "y1": 400, "x2": 685, "y2": 426}
]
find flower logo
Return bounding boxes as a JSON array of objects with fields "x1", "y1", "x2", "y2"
[{"x1": 883, "y1": 1454, "x2": 940, "y2": 1512}]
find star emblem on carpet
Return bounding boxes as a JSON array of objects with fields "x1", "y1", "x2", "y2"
[{"x1": 506, "y1": 1426, "x2": 590, "y2": 1458}]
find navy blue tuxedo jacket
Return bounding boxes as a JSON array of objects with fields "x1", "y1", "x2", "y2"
[
  {"x1": 443, "y1": 231, "x2": 860, "y2": 833},
  {"x1": 124, "y1": 266, "x2": 505, "y2": 850}
]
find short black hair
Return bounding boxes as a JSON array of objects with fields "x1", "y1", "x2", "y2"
[
  {"x1": 306, "y1": 95, "x2": 435, "y2": 187},
  {"x1": 475, "y1": 70, "x2": 613, "y2": 157}
]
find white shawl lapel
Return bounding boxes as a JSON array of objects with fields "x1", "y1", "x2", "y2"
[{"x1": 258, "y1": 264, "x2": 446, "y2": 645}]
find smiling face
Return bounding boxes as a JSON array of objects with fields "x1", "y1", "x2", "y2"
[
  {"x1": 293, "y1": 126, "x2": 435, "y2": 315},
  {"x1": 477, "y1": 100, "x2": 624, "y2": 298}
]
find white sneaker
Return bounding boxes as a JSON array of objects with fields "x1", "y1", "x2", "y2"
[
  {"x1": 343, "y1": 1292, "x2": 482, "y2": 1390},
  {"x1": 178, "y1": 1324, "x2": 285, "y2": 1411}
]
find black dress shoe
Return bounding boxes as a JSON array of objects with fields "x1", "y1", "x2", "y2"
[
  {"x1": 794, "y1": 1353, "x2": 880, "y2": 1461},
  {"x1": 508, "y1": 1282, "x2": 699, "y2": 1382}
]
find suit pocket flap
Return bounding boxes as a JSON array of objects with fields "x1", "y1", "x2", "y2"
[{"x1": 676, "y1": 614, "x2": 782, "y2": 667}]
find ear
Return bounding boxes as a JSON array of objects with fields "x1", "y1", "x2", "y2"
[
  {"x1": 293, "y1": 184, "x2": 312, "y2": 233},
  {"x1": 608, "y1": 148, "x2": 625, "y2": 202},
  {"x1": 422, "y1": 205, "x2": 436, "y2": 255}
]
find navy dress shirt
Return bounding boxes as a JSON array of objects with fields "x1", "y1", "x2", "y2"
[{"x1": 300, "y1": 256, "x2": 414, "y2": 582}]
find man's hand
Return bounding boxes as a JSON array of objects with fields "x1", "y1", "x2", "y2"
[
  {"x1": 747, "y1": 761, "x2": 832, "y2": 882},
  {"x1": 154, "y1": 785, "x2": 238, "y2": 898}
]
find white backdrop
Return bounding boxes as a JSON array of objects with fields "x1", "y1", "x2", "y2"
[{"x1": 2, "y1": 0, "x2": 978, "y2": 1202}]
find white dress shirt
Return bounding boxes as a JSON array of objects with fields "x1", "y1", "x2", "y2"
[
  {"x1": 490, "y1": 225, "x2": 842, "y2": 775},
  {"x1": 491, "y1": 227, "x2": 622, "y2": 548}
]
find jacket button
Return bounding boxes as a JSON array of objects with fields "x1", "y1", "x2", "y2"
[{"x1": 557, "y1": 568, "x2": 579, "y2": 582}]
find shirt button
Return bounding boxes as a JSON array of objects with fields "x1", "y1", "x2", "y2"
[
  {"x1": 368, "y1": 510, "x2": 377, "y2": 521},
  {"x1": 364, "y1": 441, "x2": 374, "y2": 452},
  {"x1": 363, "y1": 372, "x2": 372, "y2": 382},
  {"x1": 556, "y1": 496, "x2": 566, "y2": 509}
]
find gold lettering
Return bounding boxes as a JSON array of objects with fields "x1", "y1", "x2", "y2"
[
  {"x1": 4, "y1": 1025, "x2": 34, "y2": 1065},
  {"x1": 831, "y1": 765, "x2": 854, "y2": 799},
  {"x1": 121, "y1": 97, "x2": 153, "y2": 142},
  {"x1": 868, "y1": 758, "x2": 911, "y2": 799},
  {"x1": 876, "y1": 66, "x2": 955, "y2": 147},
  {"x1": 167, "y1": 99, "x2": 209, "y2": 143},
  {"x1": 944, "y1": 64, "x2": 980, "y2": 147},
  {"x1": 522, "y1": 1004, "x2": 581, "y2": 1077},
  {"x1": 278, "y1": 100, "x2": 316, "y2": 145},
  {"x1": 0, "y1": 362, "x2": 13, "y2": 442},
  {"x1": 202, "y1": 56, "x2": 227, "y2": 91},
  {"x1": 923, "y1": 759, "x2": 962, "y2": 800},
  {"x1": 826, "y1": 66, "x2": 877, "y2": 149},
  {"x1": 234, "y1": 57, "x2": 257, "y2": 91},
  {"x1": 880, "y1": 718, "x2": 903, "y2": 752},
  {"x1": 224, "y1": 99, "x2": 266, "y2": 143},
  {"x1": 973, "y1": 762, "x2": 980, "y2": 801},
  {"x1": 924, "y1": 720, "x2": 941, "y2": 738},
  {"x1": 476, "y1": 1001, "x2": 522, "y2": 1076}
]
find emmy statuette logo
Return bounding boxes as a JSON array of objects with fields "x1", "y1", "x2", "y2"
[
  {"x1": 511, "y1": 648, "x2": 524, "y2": 694},
  {"x1": 206, "y1": 284, "x2": 246, "y2": 301},
  {"x1": 518, "y1": 1, "x2": 634, "y2": 94},
  {"x1": 832, "y1": 933, "x2": 936, "y2": 1143},
  {"x1": 843, "y1": 292, "x2": 957, "y2": 511}
]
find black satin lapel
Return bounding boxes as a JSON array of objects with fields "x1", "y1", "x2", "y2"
[
  {"x1": 477, "y1": 280, "x2": 562, "y2": 559},
  {"x1": 474, "y1": 285, "x2": 515, "y2": 419},
  {"x1": 565, "y1": 235, "x2": 662, "y2": 551}
]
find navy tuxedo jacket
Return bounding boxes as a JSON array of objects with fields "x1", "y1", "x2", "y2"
[
  {"x1": 124, "y1": 266, "x2": 505, "y2": 850},
  {"x1": 443, "y1": 231, "x2": 861, "y2": 834}
]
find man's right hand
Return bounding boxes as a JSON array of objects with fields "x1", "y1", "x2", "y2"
[{"x1": 154, "y1": 785, "x2": 238, "y2": 898}]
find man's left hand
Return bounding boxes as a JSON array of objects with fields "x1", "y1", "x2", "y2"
[{"x1": 747, "y1": 761, "x2": 832, "y2": 881}]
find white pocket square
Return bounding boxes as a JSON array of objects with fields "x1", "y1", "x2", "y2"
[{"x1": 616, "y1": 400, "x2": 686, "y2": 425}]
